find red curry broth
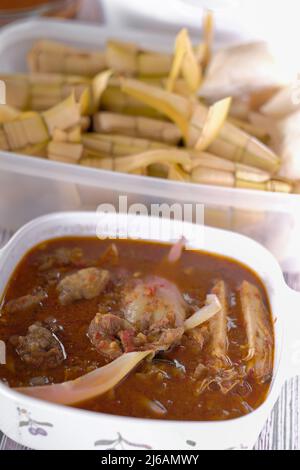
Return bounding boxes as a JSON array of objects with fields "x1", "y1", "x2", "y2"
[{"x1": 0, "y1": 237, "x2": 274, "y2": 421}]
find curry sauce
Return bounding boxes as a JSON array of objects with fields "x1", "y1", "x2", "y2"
[{"x1": 0, "y1": 237, "x2": 274, "y2": 421}]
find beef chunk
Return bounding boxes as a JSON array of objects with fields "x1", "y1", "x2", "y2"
[
  {"x1": 4, "y1": 288, "x2": 47, "y2": 314},
  {"x1": 57, "y1": 267, "x2": 110, "y2": 305},
  {"x1": 88, "y1": 313, "x2": 133, "y2": 360},
  {"x1": 10, "y1": 322, "x2": 66, "y2": 368}
]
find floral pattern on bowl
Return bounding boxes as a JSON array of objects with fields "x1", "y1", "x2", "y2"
[
  {"x1": 95, "y1": 432, "x2": 152, "y2": 450},
  {"x1": 17, "y1": 407, "x2": 53, "y2": 437}
]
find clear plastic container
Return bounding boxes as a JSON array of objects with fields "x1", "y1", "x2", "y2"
[{"x1": 0, "y1": 19, "x2": 300, "y2": 271}]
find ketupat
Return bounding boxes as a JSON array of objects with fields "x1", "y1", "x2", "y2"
[
  {"x1": 166, "y1": 9, "x2": 214, "y2": 93},
  {"x1": 201, "y1": 9, "x2": 214, "y2": 69},
  {"x1": 28, "y1": 38, "x2": 174, "y2": 78},
  {"x1": 43, "y1": 93, "x2": 81, "y2": 135},
  {"x1": 115, "y1": 149, "x2": 191, "y2": 173},
  {"x1": 189, "y1": 152, "x2": 291, "y2": 192},
  {"x1": 58, "y1": 132, "x2": 172, "y2": 171},
  {"x1": 122, "y1": 78, "x2": 280, "y2": 173},
  {"x1": 49, "y1": 142, "x2": 190, "y2": 174},
  {"x1": 228, "y1": 116, "x2": 269, "y2": 141},
  {"x1": 44, "y1": 132, "x2": 293, "y2": 193},
  {"x1": 166, "y1": 150, "x2": 292, "y2": 193},
  {"x1": 0, "y1": 93, "x2": 82, "y2": 152},
  {"x1": 48, "y1": 141, "x2": 84, "y2": 164},
  {"x1": 2, "y1": 70, "x2": 191, "y2": 117},
  {"x1": 0, "y1": 12, "x2": 294, "y2": 195},
  {"x1": 106, "y1": 40, "x2": 172, "y2": 78},
  {"x1": 101, "y1": 76, "x2": 190, "y2": 117},
  {"x1": 1, "y1": 71, "x2": 111, "y2": 114},
  {"x1": 81, "y1": 133, "x2": 170, "y2": 157},
  {"x1": 194, "y1": 97, "x2": 232, "y2": 151},
  {"x1": 28, "y1": 40, "x2": 107, "y2": 76},
  {"x1": 93, "y1": 112, "x2": 182, "y2": 144},
  {"x1": 101, "y1": 83, "x2": 163, "y2": 118},
  {"x1": 1, "y1": 112, "x2": 48, "y2": 151},
  {"x1": 122, "y1": 78, "x2": 191, "y2": 140},
  {"x1": 167, "y1": 28, "x2": 202, "y2": 95},
  {"x1": 0, "y1": 105, "x2": 20, "y2": 123},
  {"x1": 81, "y1": 149, "x2": 191, "y2": 174}
]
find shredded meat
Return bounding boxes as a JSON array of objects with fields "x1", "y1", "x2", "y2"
[
  {"x1": 194, "y1": 365, "x2": 248, "y2": 396},
  {"x1": 10, "y1": 322, "x2": 66, "y2": 368},
  {"x1": 4, "y1": 288, "x2": 47, "y2": 314},
  {"x1": 208, "y1": 280, "x2": 229, "y2": 366},
  {"x1": 57, "y1": 267, "x2": 110, "y2": 305},
  {"x1": 240, "y1": 280, "x2": 274, "y2": 383}
]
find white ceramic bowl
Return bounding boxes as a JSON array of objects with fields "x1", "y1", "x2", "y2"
[{"x1": 0, "y1": 211, "x2": 299, "y2": 450}]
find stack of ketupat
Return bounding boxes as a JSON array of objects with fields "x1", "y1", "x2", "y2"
[{"x1": 0, "y1": 11, "x2": 297, "y2": 194}]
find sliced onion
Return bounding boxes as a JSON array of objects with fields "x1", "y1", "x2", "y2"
[
  {"x1": 16, "y1": 350, "x2": 152, "y2": 406},
  {"x1": 184, "y1": 294, "x2": 221, "y2": 331},
  {"x1": 167, "y1": 237, "x2": 186, "y2": 263}
]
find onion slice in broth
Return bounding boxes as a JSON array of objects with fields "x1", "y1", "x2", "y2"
[
  {"x1": 16, "y1": 350, "x2": 152, "y2": 405},
  {"x1": 184, "y1": 294, "x2": 221, "y2": 331}
]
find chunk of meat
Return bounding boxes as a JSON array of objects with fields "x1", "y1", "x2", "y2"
[
  {"x1": 240, "y1": 280, "x2": 274, "y2": 383},
  {"x1": 88, "y1": 276, "x2": 188, "y2": 360},
  {"x1": 4, "y1": 288, "x2": 47, "y2": 314},
  {"x1": 208, "y1": 280, "x2": 229, "y2": 365},
  {"x1": 57, "y1": 267, "x2": 110, "y2": 305},
  {"x1": 88, "y1": 313, "x2": 133, "y2": 360},
  {"x1": 10, "y1": 322, "x2": 66, "y2": 368}
]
